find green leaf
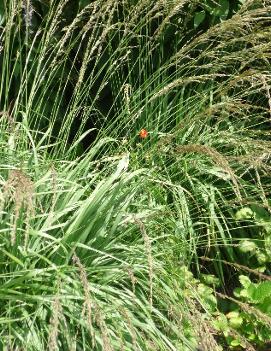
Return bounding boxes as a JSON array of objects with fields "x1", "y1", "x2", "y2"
[
  {"x1": 235, "y1": 207, "x2": 254, "y2": 220},
  {"x1": 213, "y1": 314, "x2": 229, "y2": 332},
  {"x1": 230, "y1": 338, "x2": 241, "y2": 347},
  {"x1": 227, "y1": 312, "x2": 243, "y2": 328},
  {"x1": 238, "y1": 275, "x2": 252, "y2": 295},
  {"x1": 259, "y1": 299, "x2": 271, "y2": 315},
  {"x1": 212, "y1": 0, "x2": 229, "y2": 19},
  {"x1": 239, "y1": 275, "x2": 251, "y2": 288},
  {"x1": 239, "y1": 240, "x2": 257, "y2": 253},
  {"x1": 251, "y1": 204, "x2": 270, "y2": 222},
  {"x1": 200, "y1": 273, "x2": 220, "y2": 287},
  {"x1": 248, "y1": 281, "x2": 271, "y2": 303},
  {"x1": 194, "y1": 11, "x2": 206, "y2": 28},
  {"x1": 197, "y1": 284, "x2": 217, "y2": 311},
  {"x1": 256, "y1": 251, "x2": 267, "y2": 264}
]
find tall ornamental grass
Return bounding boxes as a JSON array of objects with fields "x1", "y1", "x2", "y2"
[
  {"x1": 0, "y1": 0, "x2": 271, "y2": 350},
  {"x1": 0, "y1": 125, "x2": 196, "y2": 350}
]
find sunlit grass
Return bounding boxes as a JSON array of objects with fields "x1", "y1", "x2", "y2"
[{"x1": 0, "y1": 0, "x2": 271, "y2": 350}]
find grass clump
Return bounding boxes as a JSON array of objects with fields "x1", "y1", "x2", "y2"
[
  {"x1": 0, "y1": 0, "x2": 271, "y2": 350},
  {"x1": 0, "y1": 126, "x2": 193, "y2": 350}
]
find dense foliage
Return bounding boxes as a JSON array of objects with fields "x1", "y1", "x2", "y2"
[{"x1": 0, "y1": 0, "x2": 271, "y2": 350}]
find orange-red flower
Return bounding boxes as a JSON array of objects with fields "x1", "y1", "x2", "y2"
[{"x1": 139, "y1": 128, "x2": 148, "y2": 139}]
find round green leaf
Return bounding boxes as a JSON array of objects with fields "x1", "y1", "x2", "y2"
[
  {"x1": 235, "y1": 207, "x2": 254, "y2": 220},
  {"x1": 239, "y1": 240, "x2": 257, "y2": 253},
  {"x1": 227, "y1": 312, "x2": 243, "y2": 329}
]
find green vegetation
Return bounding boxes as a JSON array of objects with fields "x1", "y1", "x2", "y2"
[{"x1": 0, "y1": 0, "x2": 271, "y2": 350}]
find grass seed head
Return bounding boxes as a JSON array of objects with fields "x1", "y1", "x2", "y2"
[
  {"x1": 48, "y1": 293, "x2": 62, "y2": 351},
  {"x1": 72, "y1": 254, "x2": 95, "y2": 346},
  {"x1": 187, "y1": 298, "x2": 221, "y2": 351},
  {"x1": 3, "y1": 169, "x2": 34, "y2": 246},
  {"x1": 134, "y1": 218, "x2": 153, "y2": 308}
]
